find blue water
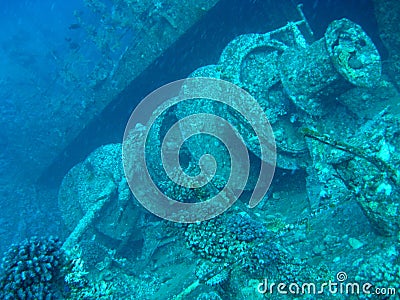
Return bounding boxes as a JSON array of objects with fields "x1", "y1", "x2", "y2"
[{"x1": 0, "y1": 0, "x2": 399, "y2": 299}]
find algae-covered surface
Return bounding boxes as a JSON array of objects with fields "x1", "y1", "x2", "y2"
[{"x1": 0, "y1": 0, "x2": 399, "y2": 299}]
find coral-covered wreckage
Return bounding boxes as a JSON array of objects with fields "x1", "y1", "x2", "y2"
[
  {"x1": 53, "y1": 13, "x2": 400, "y2": 298},
  {"x1": 3, "y1": 3, "x2": 399, "y2": 300}
]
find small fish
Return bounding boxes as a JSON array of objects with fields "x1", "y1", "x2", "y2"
[
  {"x1": 68, "y1": 23, "x2": 81, "y2": 30},
  {"x1": 69, "y1": 42, "x2": 80, "y2": 50}
]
